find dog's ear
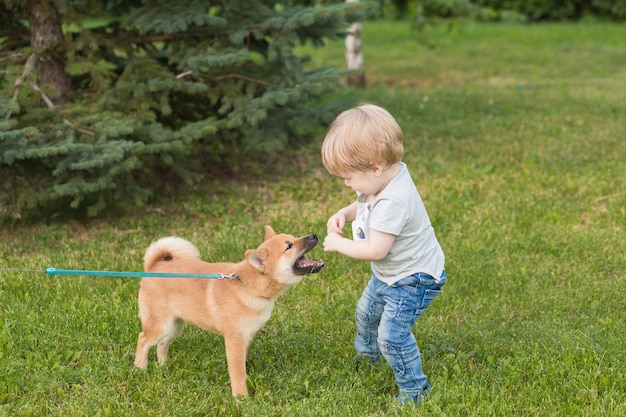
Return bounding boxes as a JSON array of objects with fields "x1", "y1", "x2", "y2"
[
  {"x1": 246, "y1": 249, "x2": 267, "y2": 272},
  {"x1": 264, "y1": 225, "x2": 275, "y2": 240}
]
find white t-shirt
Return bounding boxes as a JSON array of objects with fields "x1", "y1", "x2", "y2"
[{"x1": 351, "y1": 162, "x2": 445, "y2": 285}]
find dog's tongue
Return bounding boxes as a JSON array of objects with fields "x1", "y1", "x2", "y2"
[
  {"x1": 296, "y1": 257, "x2": 316, "y2": 268},
  {"x1": 296, "y1": 257, "x2": 325, "y2": 272}
]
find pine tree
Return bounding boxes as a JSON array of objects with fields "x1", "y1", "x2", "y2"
[{"x1": 0, "y1": 0, "x2": 378, "y2": 218}]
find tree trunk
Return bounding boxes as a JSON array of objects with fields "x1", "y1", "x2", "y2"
[
  {"x1": 345, "y1": 0, "x2": 365, "y2": 87},
  {"x1": 29, "y1": 0, "x2": 71, "y2": 105}
]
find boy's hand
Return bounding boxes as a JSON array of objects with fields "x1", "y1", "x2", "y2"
[
  {"x1": 327, "y1": 212, "x2": 346, "y2": 235},
  {"x1": 323, "y1": 232, "x2": 344, "y2": 253}
]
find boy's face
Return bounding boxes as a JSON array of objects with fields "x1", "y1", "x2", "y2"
[{"x1": 338, "y1": 165, "x2": 384, "y2": 196}]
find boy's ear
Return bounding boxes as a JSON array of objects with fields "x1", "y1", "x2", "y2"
[{"x1": 372, "y1": 164, "x2": 383, "y2": 176}]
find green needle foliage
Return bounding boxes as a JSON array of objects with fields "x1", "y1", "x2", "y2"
[{"x1": 0, "y1": 0, "x2": 378, "y2": 218}]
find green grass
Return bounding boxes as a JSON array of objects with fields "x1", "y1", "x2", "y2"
[{"x1": 2, "y1": 20, "x2": 626, "y2": 416}]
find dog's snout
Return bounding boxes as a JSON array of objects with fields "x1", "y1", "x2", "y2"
[{"x1": 308, "y1": 234, "x2": 318, "y2": 242}]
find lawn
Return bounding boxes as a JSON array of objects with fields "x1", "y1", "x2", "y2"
[{"x1": 1, "y1": 20, "x2": 625, "y2": 416}]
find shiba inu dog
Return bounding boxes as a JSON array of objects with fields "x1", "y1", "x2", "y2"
[{"x1": 133, "y1": 226, "x2": 324, "y2": 396}]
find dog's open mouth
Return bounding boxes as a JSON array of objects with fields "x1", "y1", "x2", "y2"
[{"x1": 293, "y1": 256, "x2": 325, "y2": 275}]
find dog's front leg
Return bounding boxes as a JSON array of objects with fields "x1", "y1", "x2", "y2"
[
  {"x1": 134, "y1": 331, "x2": 150, "y2": 370},
  {"x1": 224, "y1": 334, "x2": 250, "y2": 396}
]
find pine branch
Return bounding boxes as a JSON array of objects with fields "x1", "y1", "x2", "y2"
[
  {"x1": 176, "y1": 70, "x2": 277, "y2": 86},
  {"x1": 124, "y1": 31, "x2": 217, "y2": 45},
  {"x1": 28, "y1": 81, "x2": 55, "y2": 108},
  {"x1": 176, "y1": 70, "x2": 192, "y2": 79},
  {"x1": 212, "y1": 73, "x2": 277, "y2": 87},
  {"x1": 61, "y1": 118, "x2": 95, "y2": 137},
  {"x1": 0, "y1": 51, "x2": 25, "y2": 65},
  {"x1": 6, "y1": 53, "x2": 38, "y2": 119},
  {"x1": 29, "y1": 82, "x2": 95, "y2": 136}
]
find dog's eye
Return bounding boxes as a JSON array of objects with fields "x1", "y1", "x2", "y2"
[{"x1": 286, "y1": 242, "x2": 293, "y2": 251}]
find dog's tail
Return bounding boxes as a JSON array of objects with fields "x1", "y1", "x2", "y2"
[{"x1": 144, "y1": 237, "x2": 200, "y2": 271}]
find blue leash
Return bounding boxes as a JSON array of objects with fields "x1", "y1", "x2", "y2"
[{"x1": 1, "y1": 267, "x2": 240, "y2": 280}]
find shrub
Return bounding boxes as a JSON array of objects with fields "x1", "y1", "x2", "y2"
[{"x1": 0, "y1": 0, "x2": 378, "y2": 218}]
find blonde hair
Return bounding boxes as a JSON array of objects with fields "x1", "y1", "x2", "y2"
[{"x1": 321, "y1": 104, "x2": 404, "y2": 175}]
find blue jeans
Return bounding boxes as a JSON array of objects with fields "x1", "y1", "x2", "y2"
[{"x1": 354, "y1": 271, "x2": 445, "y2": 402}]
